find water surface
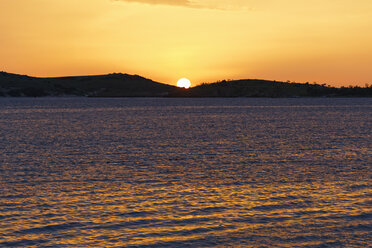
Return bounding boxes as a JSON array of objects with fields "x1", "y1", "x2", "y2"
[{"x1": 0, "y1": 98, "x2": 371, "y2": 247}]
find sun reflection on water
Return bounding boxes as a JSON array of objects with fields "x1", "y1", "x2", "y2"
[{"x1": 0, "y1": 98, "x2": 371, "y2": 247}]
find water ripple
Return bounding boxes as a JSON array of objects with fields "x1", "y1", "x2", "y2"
[{"x1": 0, "y1": 97, "x2": 371, "y2": 247}]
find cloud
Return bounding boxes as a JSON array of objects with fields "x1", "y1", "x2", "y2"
[
  {"x1": 114, "y1": 0, "x2": 201, "y2": 8},
  {"x1": 113, "y1": 0, "x2": 255, "y2": 10},
  {"x1": 113, "y1": 0, "x2": 242, "y2": 10}
]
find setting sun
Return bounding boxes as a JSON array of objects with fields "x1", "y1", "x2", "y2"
[{"x1": 177, "y1": 78, "x2": 191, "y2": 89}]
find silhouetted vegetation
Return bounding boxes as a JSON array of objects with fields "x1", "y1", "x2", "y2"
[
  {"x1": 168, "y1": 79, "x2": 372, "y2": 97},
  {"x1": 0, "y1": 71, "x2": 371, "y2": 97},
  {"x1": 0, "y1": 72, "x2": 177, "y2": 97}
]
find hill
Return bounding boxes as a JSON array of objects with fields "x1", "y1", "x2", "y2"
[
  {"x1": 169, "y1": 79, "x2": 372, "y2": 97},
  {"x1": 0, "y1": 72, "x2": 178, "y2": 97},
  {"x1": 1, "y1": 72, "x2": 371, "y2": 97}
]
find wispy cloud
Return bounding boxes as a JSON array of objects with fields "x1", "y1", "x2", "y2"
[
  {"x1": 113, "y1": 0, "x2": 243, "y2": 10},
  {"x1": 113, "y1": 0, "x2": 200, "y2": 8}
]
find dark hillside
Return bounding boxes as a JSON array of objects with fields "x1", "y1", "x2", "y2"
[
  {"x1": 169, "y1": 79, "x2": 372, "y2": 97},
  {"x1": 0, "y1": 72, "x2": 178, "y2": 97},
  {"x1": 1, "y1": 72, "x2": 371, "y2": 97}
]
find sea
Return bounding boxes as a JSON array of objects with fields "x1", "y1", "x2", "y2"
[{"x1": 0, "y1": 97, "x2": 371, "y2": 247}]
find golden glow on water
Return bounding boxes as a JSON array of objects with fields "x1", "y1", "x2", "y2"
[
  {"x1": 0, "y1": 98, "x2": 371, "y2": 247},
  {"x1": 2, "y1": 181, "x2": 371, "y2": 247}
]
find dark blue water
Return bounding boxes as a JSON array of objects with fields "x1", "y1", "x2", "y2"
[{"x1": 0, "y1": 97, "x2": 371, "y2": 247}]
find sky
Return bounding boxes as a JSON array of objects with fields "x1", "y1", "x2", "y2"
[{"x1": 1, "y1": 0, "x2": 372, "y2": 87}]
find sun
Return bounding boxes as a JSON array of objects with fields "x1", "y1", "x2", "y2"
[{"x1": 177, "y1": 78, "x2": 191, "y2": 89}]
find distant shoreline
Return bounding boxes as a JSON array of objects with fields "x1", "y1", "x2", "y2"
[{"x1": 1, "y1": 71, "x2": 371, "y2": 98}]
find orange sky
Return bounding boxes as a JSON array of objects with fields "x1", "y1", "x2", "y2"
[{"x1": 1, "y1": 0, "x2": 371, "y2": 87}]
